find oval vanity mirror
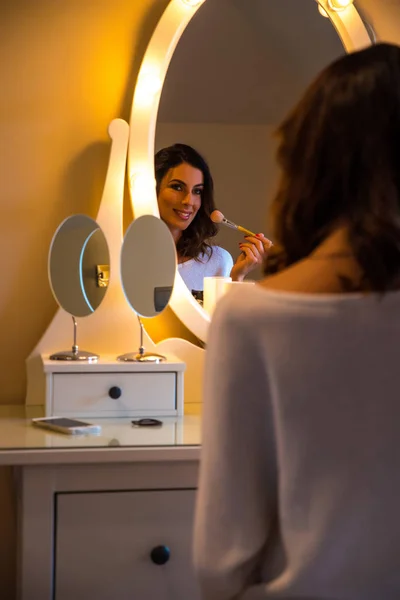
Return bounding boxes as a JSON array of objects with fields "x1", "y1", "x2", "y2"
[
  {"x1": 118, "y1": 214, "x2": 177, "y2": 363},
  {"x1": 48, "y1": 214, "x2": 110, "y2": 361},
  {"x1": 128, "y1": 0, "x2": 372, "y2": 342},
  {"x1": 139, "y1": 0, "x2": 373, "y2": 341}
]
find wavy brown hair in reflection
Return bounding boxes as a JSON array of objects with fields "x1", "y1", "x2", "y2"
[
  {"x1": 155, "y1": 144, "x2": 218, "y2": 261},
  {"x1": 265, "y1": 43, "x2": 400, "y2": 292}
]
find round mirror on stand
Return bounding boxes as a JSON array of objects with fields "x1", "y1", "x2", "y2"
[
  {"x1": 48, "y1": 214, "x2": 110, "y2": 361},
  {"x1": 118, "y1": 215, "x2": 177, "y2": 363}
]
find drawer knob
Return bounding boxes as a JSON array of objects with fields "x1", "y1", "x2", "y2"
[
  {"x1": 108, "y1": 386, "x2": 122, "y2": 399},
  {"x1": 150, "y1": 545, "x2": 170, "y2": 565}
]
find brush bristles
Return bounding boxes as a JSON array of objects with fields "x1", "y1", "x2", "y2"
[{"x1": 210, "y1": 210, "x2": 224, "y2": 224}]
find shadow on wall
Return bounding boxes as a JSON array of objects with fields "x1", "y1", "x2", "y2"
[{"x1": 60, "y1": 141, "x2": 110, "y2": 220}]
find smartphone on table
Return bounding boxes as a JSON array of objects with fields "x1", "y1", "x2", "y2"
[{"x1": 32, "y1": 417, "x2": 102, "y2": 435}]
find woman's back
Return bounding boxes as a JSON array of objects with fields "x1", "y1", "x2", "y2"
[
  {"x1": 194, "y1": 43, "x2": 400, "y2": 600},
  {"x1": 195, "y1": 284, "x2": 400, "y2": 600}
]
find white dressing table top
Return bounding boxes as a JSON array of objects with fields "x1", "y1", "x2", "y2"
[
  {"x1": 42, "y1": 354, "x2": 186, "y2": 372},
  {"x1": 0, "y1": 415, "x2": 201, "y2": 465}
]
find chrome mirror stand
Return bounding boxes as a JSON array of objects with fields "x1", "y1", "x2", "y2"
[
  {"x1": 117, "y1": 316, "x2": 166, "y2": 363},
  {"x1": 49, "y1": 316, "x2": 99, "y2": 362}
]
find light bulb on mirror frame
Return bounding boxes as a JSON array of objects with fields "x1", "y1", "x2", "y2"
[
  {"x1": 135, "y1": 68, "x2": 162, "y2": 106},
  {"x1": 130, "y1": 171, "x2": 156, "y2": 198},
  {"x1": 328, "y1": 0, "x2": 353, "y2": 11},
  {"x1": 318, "y1": 4, "x2": 329, "y2": 17}
]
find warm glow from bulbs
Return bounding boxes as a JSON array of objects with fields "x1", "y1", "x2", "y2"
[
  {"x1": 135, "y1": 68, "x2": 162, "y2": 106},
  {"x1": 318, "y1": 4, "x2": 329, "y2": 17},
  {"x1": 181, "y1": 0, "x2": 204, "y2": 6},
  {"x1": 129, "y1": 170, "x2": 158, "y2": 217},
  {"x1": 130, "y1": 171, "x2": 156, "y2": 197},
  {"x1": 328, "y1": 0, "x2": 353, "y2": 11}
]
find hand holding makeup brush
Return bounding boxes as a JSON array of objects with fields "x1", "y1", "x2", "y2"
[
  {"x1": 231, "y1": 232, "x2": 272, "y2": 281},
  {"x1": 210, "y1": 210, "x2": 273, "y2": 281}
]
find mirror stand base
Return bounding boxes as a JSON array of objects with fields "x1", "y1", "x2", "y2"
[
  {"x1": 49, "y1": 350, "x2": 99, "y2": 362},
  {"x1": 116, "y1": 351, "x2": 166, "y2": 364}
]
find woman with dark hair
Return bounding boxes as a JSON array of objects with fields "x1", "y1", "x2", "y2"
[
  {"x1": 194, "y1": 43, "x2": 400, "y2": 599},
  {"x1": 155, "y1": 143, "x2": 271, "y2": 293}
]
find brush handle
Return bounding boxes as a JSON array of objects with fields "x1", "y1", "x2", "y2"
[
  {"x1": 237, "y1": 225, "x2": 257, "y2": 237},
  {"x1": 220, "y1": 217, "x2": 256, "y2": 237}
]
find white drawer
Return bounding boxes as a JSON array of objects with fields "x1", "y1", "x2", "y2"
[
  {"x1": 55, "y1": 489, "x2": 200, "y2": 600},
  {"x1": 51, "y1": 372, "x2": 177, "y2": 417}
]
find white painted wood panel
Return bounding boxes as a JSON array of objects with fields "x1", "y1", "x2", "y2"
[{"x1": 55, "y1": 489, "x2": 200, "y2": 600}]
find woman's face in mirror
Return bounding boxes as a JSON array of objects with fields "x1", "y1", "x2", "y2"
[{"x1": 157, "y1": 162, "x2": 204, "y2": 239}]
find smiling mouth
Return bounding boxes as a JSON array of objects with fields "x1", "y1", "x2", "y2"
[{"x1": 174, "y1": 210, "x2": 193, "y2": 221}]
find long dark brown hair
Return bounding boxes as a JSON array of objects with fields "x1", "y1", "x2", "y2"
[
  {"x1": 155, "y1": 143, "x2": 218, "y2": 260},
  {"x1": 266, "y1": 43, "x2": 400, "y2": 292}
]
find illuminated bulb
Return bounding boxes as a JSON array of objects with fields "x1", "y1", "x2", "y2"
[
  {"x1": 129, "y1": 171, "x2": 158, "y2": 216},
  {"x1": 130, "y1": 172, "x2": 156, "y2": 197},
  {"x1": 318, "y1": 4, "x2": 329, "y2": 17},
  {"x1": 181, "y1": 0, "x2": 204, "y2": 7},
  {"x1": 135, "y1": 69, "x2": 162, "y2": 105},
  {"x1": 328, "y1": 0, "x2": 353, "y2": 11}
]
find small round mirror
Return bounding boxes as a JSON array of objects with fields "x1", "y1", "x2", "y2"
[
  {"x1": 118, "y1": 215, "x2": 177, "y2": 363},
  {"x1": 49, "y1": 214, "x2": 110, "y2": 317},
  {"x1": 120, "y1": 215, "x2": 176, "y2": 318},
  {"x1": 48, "y1": 214, "x2": 110, "y2": 361}
]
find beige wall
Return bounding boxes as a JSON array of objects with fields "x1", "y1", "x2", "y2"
[
  {"x1": 0, "y1": 1, "x2": 168, "y2": 596},
  {"x1": 0, "y1": 0, "x2": 169, "y2": 408},
  {"x1": 1, "y1": 0, "x2": 400, "y2": 597}
]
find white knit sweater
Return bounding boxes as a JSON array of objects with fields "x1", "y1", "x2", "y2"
[
  {"x1": 194, "y1": 284, "x2": 400, "y2": 600},
  {"x1": 178, "y1": 246, "x2": 233, "y2": 292}
]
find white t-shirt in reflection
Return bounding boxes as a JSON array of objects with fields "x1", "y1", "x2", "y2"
[{"x1": 178, "y1": 245, "x2": 233, "y2": 292}]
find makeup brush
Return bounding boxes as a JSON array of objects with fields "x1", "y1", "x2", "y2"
[{"x1": 210, "y1": 210, "x2": 257, "y2": 237}]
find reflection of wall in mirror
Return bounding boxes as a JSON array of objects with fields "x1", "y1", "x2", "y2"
[
  {"x1": 156, "y1": 123, "x2": 278, "y2": 281},
  {"x1": 121, "y1": 216, "x2": 176, "y2": 319}
]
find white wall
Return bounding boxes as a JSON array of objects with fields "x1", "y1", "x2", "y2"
[{"x1": 156, "y1": 122, "x2": 279, "y2": 280}]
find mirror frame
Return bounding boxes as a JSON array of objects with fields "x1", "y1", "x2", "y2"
[{"x1": 127, "y1": 0, "x2": 373, "y2": 343}]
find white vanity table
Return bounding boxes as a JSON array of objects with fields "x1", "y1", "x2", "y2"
[{"x1": 0, "y1": 415, "x2": 201, "y2": 600}]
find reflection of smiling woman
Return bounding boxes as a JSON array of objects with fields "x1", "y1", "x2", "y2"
[{"x1": 155, "y1": 144, "x2": 271, "y2": 292}]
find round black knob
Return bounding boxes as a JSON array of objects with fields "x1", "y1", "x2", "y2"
[
  {"x1": 150, "y1": 545, "x2": 170, "y2": 565},
  {"x1": 108, "y1": 386, "x2": 122, "y2": 399}
]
